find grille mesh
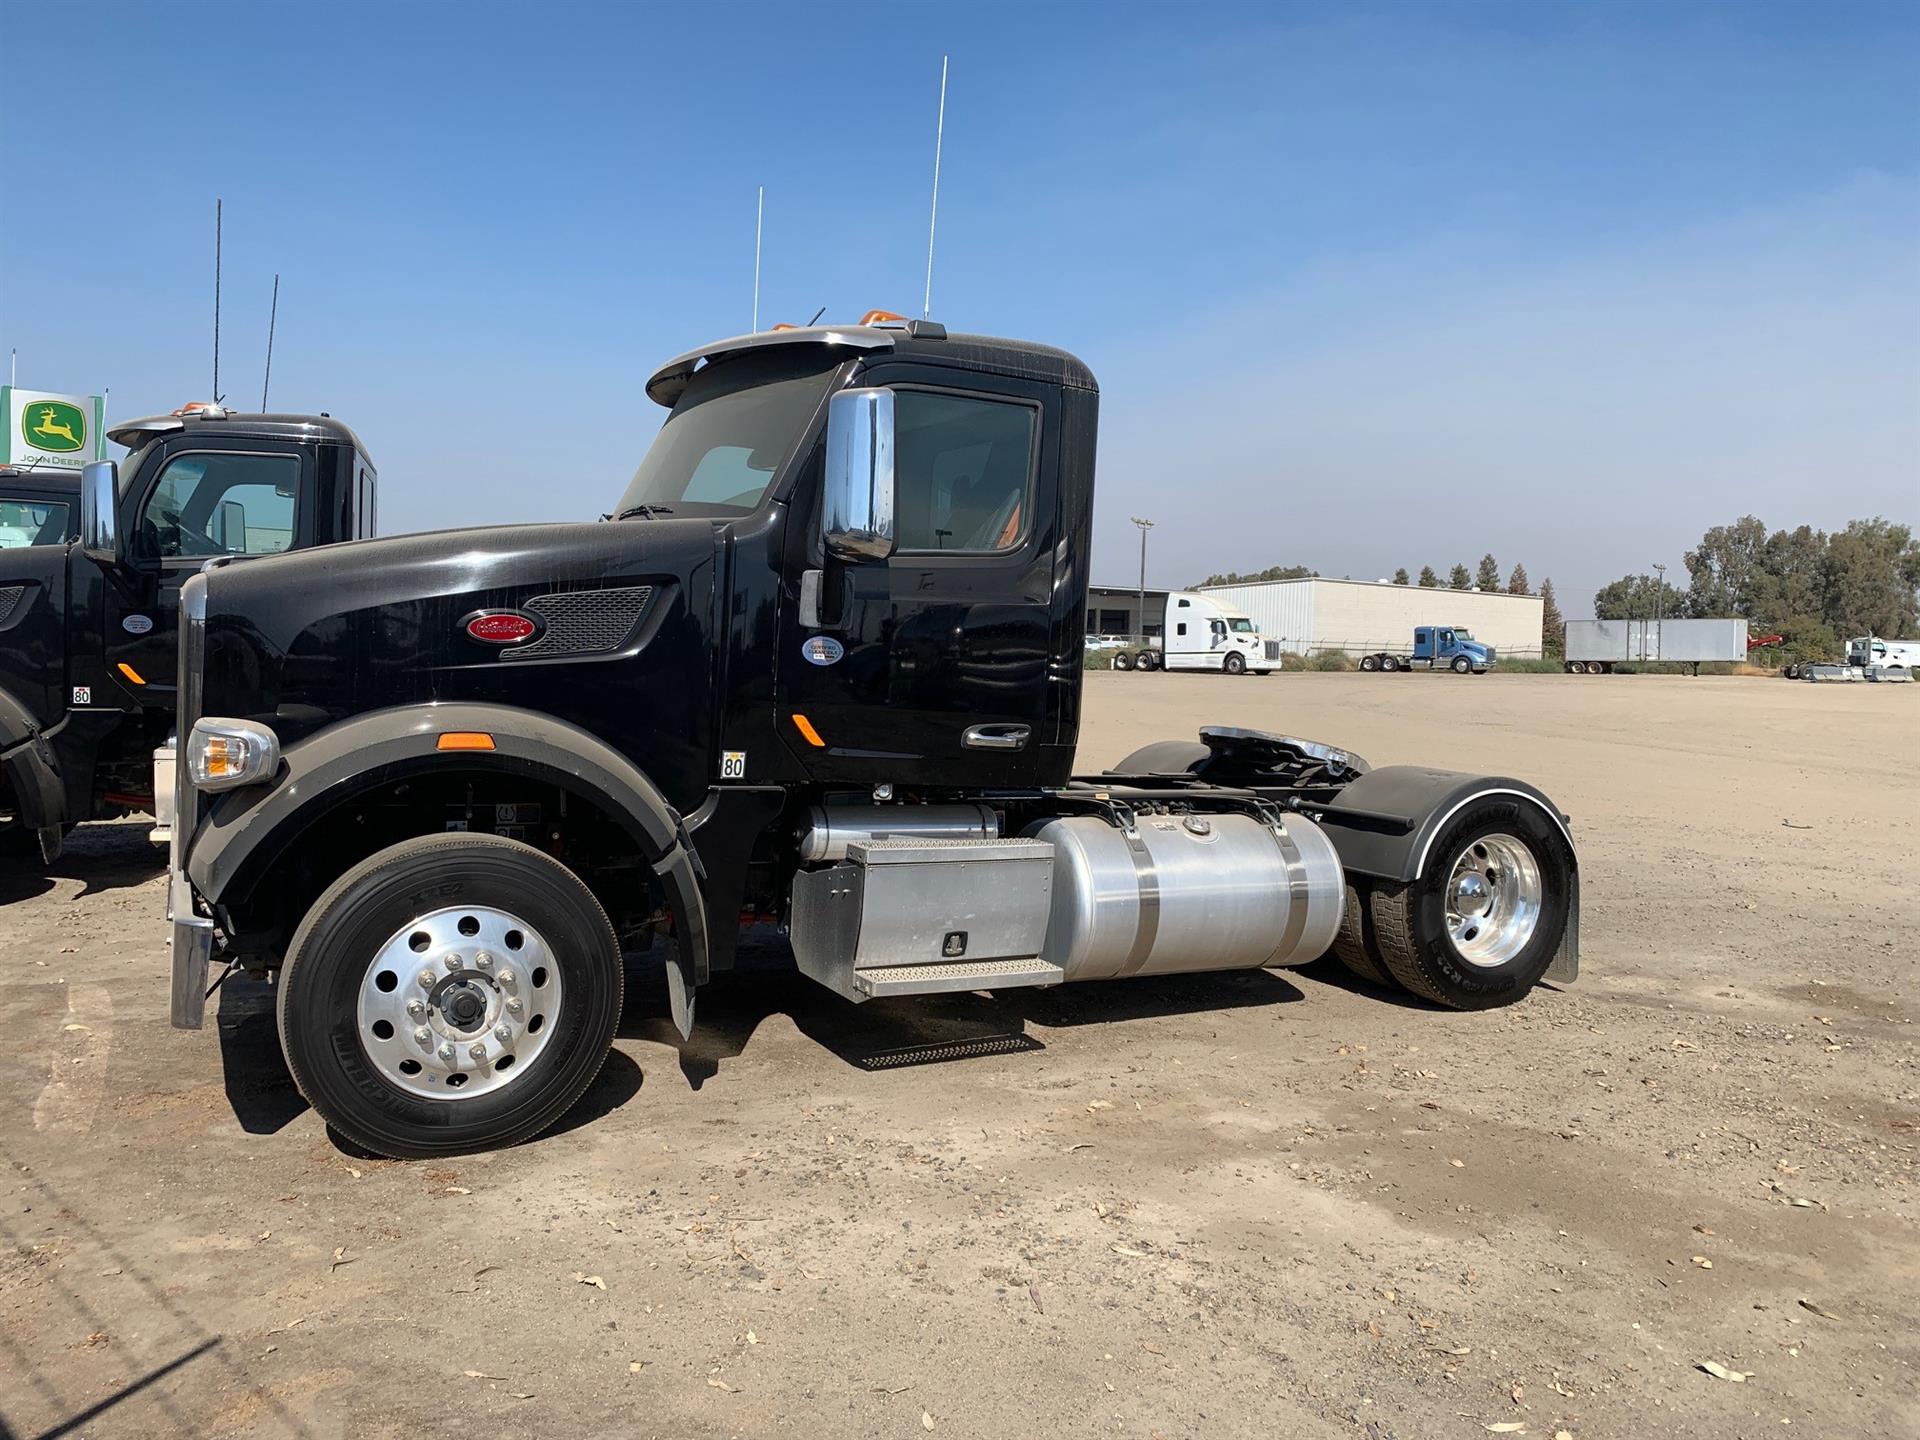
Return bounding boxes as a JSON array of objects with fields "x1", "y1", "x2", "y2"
[
  {"x1": 502, "y1": 586, "x2": 654, "y2": 661},
  {"x1": 0, "y1": 585, "x2": 24, "y2": 627}
]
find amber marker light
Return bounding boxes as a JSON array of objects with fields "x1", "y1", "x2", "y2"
[
  {"x1": 790, "y1": 714, "x2": 825, "y2": 748},
  {"x1": 436, "y1": 732, "x2": 497, "y2": 751}
]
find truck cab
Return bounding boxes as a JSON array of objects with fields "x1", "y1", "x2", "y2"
[
  {"x1": 0, "y1": 468, "x2": 79, "y2": 548},
  {"x1": 1413, "y1": 625, "x2": 1494, "y2": 673},
  {"x1": 1845, "y1": 636, "x2": 1919, "y2": 675},
  {"x1": 0, "y1": 407, "x2": 375, "y2": 861},
  {"x1": 1159, "y1": 592, "x2": 1276, "y2": 674}
]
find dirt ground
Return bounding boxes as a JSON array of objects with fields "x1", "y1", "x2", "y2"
[{"x1": 2, "y1": 672, "x2": 1915, "y2": 1440}]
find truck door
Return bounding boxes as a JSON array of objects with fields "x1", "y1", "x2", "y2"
[
  {"x1": 777, "y1": 365, "x2": 1057, "y2": 787},
  {"x1": 99, "y1": 439, "x2": 314, "y2": 699}
]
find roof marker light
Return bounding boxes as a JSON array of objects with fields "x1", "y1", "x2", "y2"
[{"x1": 437, "y1": 732, "x2": 497, "y2": 751}]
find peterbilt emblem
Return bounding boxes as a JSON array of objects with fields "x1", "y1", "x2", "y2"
[
  {"x1": 464, "y1": 611, "x2": 539, "y2": 644},
  {"x1": 802, "y1": 636, "x2": 844, "y2": 666}
]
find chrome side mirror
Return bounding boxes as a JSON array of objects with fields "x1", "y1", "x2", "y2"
[
  {"x1": 80, "y1": 460, "x2": 122, "y2": 565},
  {"x1": 822, "y1": 388, "x2": 894, "y2": 561}
]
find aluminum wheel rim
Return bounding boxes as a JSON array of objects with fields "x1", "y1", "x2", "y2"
[
  {"x1": 355, "y1": 905, "x2": 562, "y2": 1101},
  {"x1": 1443, "y1": 833, "x2": 1542, "y2": 968}
]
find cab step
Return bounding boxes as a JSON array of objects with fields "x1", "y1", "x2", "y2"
[{"x1": 853, "y1": 957, "x2": 1064, "y2": 998}]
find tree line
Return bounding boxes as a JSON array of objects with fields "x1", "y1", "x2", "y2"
[{"x1": 1594, "y1": 516, "x2": 1919, "y2": 660}]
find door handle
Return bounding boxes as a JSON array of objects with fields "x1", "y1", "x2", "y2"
[{"x1": 963, "y1": 723, "x2": 1029, "y2": 751}]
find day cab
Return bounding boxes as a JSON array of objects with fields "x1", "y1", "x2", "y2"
[
  {"x1": 162, "y1": 317, "x2": 1580, "y2": 1160},
  {"x1": 0, "y1": 405, "x2": 375, "y2": 861}
]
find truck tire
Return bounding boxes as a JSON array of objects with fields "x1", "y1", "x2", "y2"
[
  {"x1": 1381, "y1": 655, "x2": 1400, "y2": 673},
  {"x1": 1109, "y1": 739, "x2": 1210, "y2": 775},
  {"x1": 1112, "y1": 651, "x2": 1134, "y2": 671},
  {"x1": 1359, "y1": 654, "x2": 1380, "y2": 672},
  {"x1": 1136, "y1": 650, "x2": 1160, "y2": 672},
  {"x1": 1365, "y1": 797, "x2": 1571, "y2": 1010},
  {"x1": 1330, "y1": 881, "x2": 1397, "y2": 990},
  {"x1": 1451, "y1": 656, "x2": 1471, "y2": 674},
  {"x1": 277, "y1": 833, "x2": 624, "y2": 1159},
  {"x1": 1223, "y1": 652, "x2": 1246, "y2": 675}
]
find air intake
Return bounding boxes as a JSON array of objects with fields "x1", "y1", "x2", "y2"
[{"x1": 501, "y1": 586, "x2": 653, "y2": 661}]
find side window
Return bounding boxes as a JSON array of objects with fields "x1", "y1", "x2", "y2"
[
  {"x1": 1177, "y1": 598, "x2": 1190, "y2": 608},
  {"x1": 1211, "y1": 619, "x2": 1226, "y2": 638},
  {"x1": 143, "y1": 452, "x2": 299, "y2": 558},
  {"x1": 1176, "y1": 622, "x2": 1187, "y2": 637},
  {"x1": 893, "y1": 390, "x2": 1036, "y2": 553}
]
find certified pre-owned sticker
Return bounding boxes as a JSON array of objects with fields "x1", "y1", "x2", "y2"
[
  {"x1": 122, "y1": 614, "x2": 154, "y2": 635},
  {"x1": 801, "y1": 635, "x2": 844, "y2": 667}
]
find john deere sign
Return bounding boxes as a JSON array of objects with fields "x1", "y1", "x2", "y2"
[{"x1": 2, "y1": 387, "x2": 106, "y2": 470}]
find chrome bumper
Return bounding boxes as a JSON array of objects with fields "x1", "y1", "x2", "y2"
[{"x1": 171, "y1": 908, "x2": 214, "y2": 1029}]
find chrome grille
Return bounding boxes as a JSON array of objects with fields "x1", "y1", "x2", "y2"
[
  {"x1": 502, "y1": 586, "x2": 654, "y2": 661},
  {"x1": 1264, "y1": 640, "x2": 1281, "y2": 661},
  {"x1": 0, "y1": 585, "x2": 23, "y2": 627}
]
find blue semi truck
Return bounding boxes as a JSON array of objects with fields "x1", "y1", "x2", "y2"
[{"x1": 1358, "y1": 626, "x2": 1495, "y2": 674}]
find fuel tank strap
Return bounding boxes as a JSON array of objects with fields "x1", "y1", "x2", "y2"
[
  {"x1": 1118, "y1": 825, "x2": 1161, "y2": 977},
  {"x1": 1267, "y1": 820, "x2": 1311, "y2": 959}
]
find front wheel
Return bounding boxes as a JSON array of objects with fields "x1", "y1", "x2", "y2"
[
  {"x1": 1451, "y1": 656, "x2": 1472, "y2": 674},
  {"x1": 277, "y1": 833, "x2": 624, "y2": 1159},
  {"x1": 1223, "y1": 651, "x2": 1246, "y2": 675},
  {"x1": 1366, "y1": 798, "x2": 1571, "y2": 1009}
]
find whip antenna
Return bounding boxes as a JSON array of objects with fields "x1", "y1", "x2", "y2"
[{"x1": 924, "y1": 56, "x2": 948, "y2": 320}]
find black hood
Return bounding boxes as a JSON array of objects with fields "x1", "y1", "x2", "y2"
[{"x1": 200, "y1": 517, "x2": 727, "y2": 791}]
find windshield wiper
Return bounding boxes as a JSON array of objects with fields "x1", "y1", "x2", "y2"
[{"x1": 616, "y1": 503, "x2": 675, "y2": 520}]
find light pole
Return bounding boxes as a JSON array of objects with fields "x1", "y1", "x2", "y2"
[
  {"x1": 1130, "y1": 516, "x2": 1154, "y2": 638},
  {"x1": 1652, "y1": 562, "x2": 1667, "y2": 662}
]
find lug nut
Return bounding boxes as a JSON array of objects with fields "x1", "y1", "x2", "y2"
[
  {"x1": 474, "y1": 952, "x2": 494, "y2": 971},
  {"x1": 505, "y1": 996, "x2": 523, "y2": 1015},
  {"x1": 438, "y1": 1042, "x2": 456, "y2": 1061},
  {"x1": 468, "y1": 1042, "x2": 488, "y2": 1061},
  {"x1": 444, "y1": 952, "x2": 463, "y2": 971},
  {"x1": 413, "y1": 1026, "x2": 432, "y2": 1045},
  {"x1": 405, "y1": 998, "x2": 427, "y2": 1018},
  {"x1": 418, "y1": 969, "x2": 437, "y2": 989},
  {"x1": 497, "y1": 969, "x2": 516, "y2": 988},
  {"x1": 494, "y1": 1023, "x2": 512, "y2": 1042}
]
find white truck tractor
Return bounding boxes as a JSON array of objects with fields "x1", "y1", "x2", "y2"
[{"x1": 1113, "y1": 591, "x2": 1280, "y2": 674}]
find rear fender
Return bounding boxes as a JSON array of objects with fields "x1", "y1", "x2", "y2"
[
  {"x1": 186, "y1": 702, "x2": 710, "y2": 1035},
  {"x1": 1314, "y1": 765, "x2": 1578, "y2": 982}
]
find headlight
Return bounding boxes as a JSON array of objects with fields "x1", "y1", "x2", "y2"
[{"x1": 187, "y1": 718, "x2": 281, "y2": 791}]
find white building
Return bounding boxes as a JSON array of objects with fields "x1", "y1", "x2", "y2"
[{"x1": 1196, "y1": 577, "x2": 1545, "y2": 659}]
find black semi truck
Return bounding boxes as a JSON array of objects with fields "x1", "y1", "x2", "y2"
[
  {"x1": 0, "y1": 406, "x2": 376, "y2": 860},
  {"x1": 163, "y1": 319, "x2": 1579, "y2": 1158}
]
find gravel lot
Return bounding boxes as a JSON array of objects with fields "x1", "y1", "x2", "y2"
[{"x1": 3, "y1": 671, "x2": 1914, "y2": 1440}]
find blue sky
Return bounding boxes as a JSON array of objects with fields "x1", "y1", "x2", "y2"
[{"x1": 3, "y1": 0, "x2": 1915, "y2": 614}]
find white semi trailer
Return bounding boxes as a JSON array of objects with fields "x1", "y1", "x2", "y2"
[{"x1": 1563, "y1": 618, "x2": 1749, "y2": 675}]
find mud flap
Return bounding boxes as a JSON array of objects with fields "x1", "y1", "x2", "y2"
[
  {"x1": 2, "y1": 726, "x2": 67, "y2": 861},
  {"x1": 653, "y1": 842, "x2": 709, "y2": 1042}
]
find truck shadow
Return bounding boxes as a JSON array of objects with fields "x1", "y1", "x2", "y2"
[
  {"x1": 619, "y1": 939, "x2": 1310, "y2": 1093},
  {"x1": 0, "y1": 822, "x2": 165, "y2": 906}
]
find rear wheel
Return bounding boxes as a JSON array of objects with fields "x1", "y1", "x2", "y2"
[
  {"x1": 1136, "y1": 650, "x2": 1160, "y2": 672},
  {"x1": 1112, "y1": 651, "x2": 1134, "y2": 671},
  {"x1": 1330, "y1": 881, "x2": 1397, "y2": 989},
  {"x1": 1381, "y1": 656, "x2": 1400, "y2": 672},
  {"x1": 1359, "y1": 654, "x2": 1380, "y2": 672},
  {"x1": 1223, "y1": 651, "x2": 1246, "y2": 675},
  {"x1": 277, "y1": 833, "x2": 623, "y2": 1159},
  {"x1": 1366, "y1": 798, "x2": 1571, "y2": 1009}
]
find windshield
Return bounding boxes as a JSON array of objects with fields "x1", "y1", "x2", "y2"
[
  {"x1": 1227, "y1": 617, "x2": 1255, "y2": 633},
  {"x1": 616, "y1": 349, "x2": 840, "y2": 518},
  {"x1": 0, "y1": 497, "x2": 72, "y2": 547},
  {"x1": 1453, "y1": 630, "x2": 1475, "y2": 641}
]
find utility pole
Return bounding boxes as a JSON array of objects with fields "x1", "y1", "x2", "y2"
[
  {"x1": 1652, "y1": 561, "x2": 1667, "y2": 663},
  {"x1": 1131, "y1": 516, "x2": 1154, "y2": 637}
]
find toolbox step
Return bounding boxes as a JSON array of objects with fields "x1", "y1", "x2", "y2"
[{"x1": 852, "y1": 957, "x2": 1065, "y2": 998}]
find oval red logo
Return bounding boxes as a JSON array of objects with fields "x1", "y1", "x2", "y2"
[{"x1": 466, "y1": 612, "x2": 537, "y2": 644}]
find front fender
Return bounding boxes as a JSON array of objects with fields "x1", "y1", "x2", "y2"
[
  {"x1": 0, "y1": 685, "x2": 66, "y2": 846},
  {"x1": 185, "y1": 701, "x2": 710, "y2": 1035}
]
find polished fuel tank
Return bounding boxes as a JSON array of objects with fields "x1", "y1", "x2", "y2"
[
  {"x1": 1025, "y1": 812, "x2": 1344, "y2": 981},
  {"x1": 799, "y1": 803, "x2": 1000, "y2": 863}
]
